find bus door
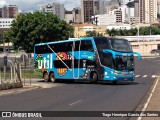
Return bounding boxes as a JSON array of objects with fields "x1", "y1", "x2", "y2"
[{"x1": 72, "y1": 40, "x2": 81, "y2": 79}]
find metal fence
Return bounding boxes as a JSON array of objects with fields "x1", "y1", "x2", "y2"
[{"x1": 0, "y1": 53, "x2": 34, "y2": 85}]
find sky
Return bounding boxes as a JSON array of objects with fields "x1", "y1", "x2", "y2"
[{"x1": 0, "y1": 0, "x2": 80, "y2": 12}]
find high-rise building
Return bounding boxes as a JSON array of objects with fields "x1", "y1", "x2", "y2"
[
  {"x1": 40, "y1": 3, "x2": 65, "y2": 20},
  {"x1": 8, "y1": 5, "x2": 18, "y2": 18},
  {"x1": 134, "y1": 0, "x2": 139, "y2": 18},
  {"x1": 99, "y1": 0, "x2": 105, "y2": 14},
  {"x1": 0, "y1": 5, "x2": 18, "y2": 18},
  {"x1": 139, "y1": 0, "x2": 157, "y2": 23},
  {"x1": 104, "y1": 0, "x2": 120, "y2": 14},
  {"x1": 109, "y1": 9, "x2": 122, "y2": 23},
  {"x1": 157, "y1": 0, "x2": 160, "y2": 15},
  {"x1": 72, "y1": 8, "x2": 81, "y2": 23},
  {"x1": 52, "y1": 3, "x2": 65, "y2": 20},
  {"x1": 81, "y1": 0, "x2": 100, "y2": 23}
]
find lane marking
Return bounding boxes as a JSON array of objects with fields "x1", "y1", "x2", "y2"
[
  {"x1": 137, "y1": 77, "x2": 159, "y2": 120},
  {"x1": 143, "y1": 75, "x2": 147, "y2": 78},
  {"x1": 151, "y1": 75, "x2": 156, "y2": 78},
  {"x1": 69, "y1": 100, "x2": 82, "y2": 106},
  {"x1": 135, "y1": 75, "x2": 140, "y2": 77}
]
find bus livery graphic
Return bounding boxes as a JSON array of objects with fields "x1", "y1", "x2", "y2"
[
  {"x1": 56, "y1": 52, "x2": 74, "y2": 76},
  {"x1": 34, "y1": 37, "x2": 141, "y2": 83}
]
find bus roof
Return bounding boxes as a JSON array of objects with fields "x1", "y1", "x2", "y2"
[
  {"x1": 35, "y1": 37, "x2": 129, "y2": 46},
  {"x1": 35, "y1": 37, "x2": 93, "y2": 46}
]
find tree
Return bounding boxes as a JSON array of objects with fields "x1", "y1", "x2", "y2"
[
  {"x1": 8, "y1": 11, "x2": 74, "y2": 53},
  {"x1": 86, "y1": 31, "x2": 97, "y2": 37},
  {"x1": 86, "y1": 30, "x2": 104, "y2": 37}
]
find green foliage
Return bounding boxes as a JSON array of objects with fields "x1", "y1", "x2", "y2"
[
  {"x1": 106, "y1": 26, "x2": 160, "y2": 36},
  {"x1": 7, "y1": 11, "x2": 74, "y2": 53},
  {"x1": 86, "y1": 30, "x2": 104, "y2": 37}
]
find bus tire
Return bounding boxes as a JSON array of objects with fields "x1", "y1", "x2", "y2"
[
  {"x1": 44, "y1": 72, "x2": 49, "y2": 82},
  {"x1": 50, "y1": 72, "x2": 56, "y2": 83},
  {"x1": 90, "y1": 72, "x2": 98, "y2": 84}
]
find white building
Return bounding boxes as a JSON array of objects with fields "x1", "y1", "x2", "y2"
[
  {"x1": 107, "y1": 24, "x2": 131, "y2": 30},
  {"x1": 40, "y1": 3, "x2": 65, "y2": 20},
  {"x1": 83, "y1": 26, "x2": 93, "y2": 31},
  {"x1": 0, "y1": 18, "x2": 14, "y2": 28},
  {"x1": 118, "y1": 5, "x2": 127, "y2": 23},
  {"x1": 92, "y1": 14, "x2": 116, "y2": 26},
  {"x1": 120, "y1": 0, "x2": 134, "y2": 5},
  {"x1": 40, "y1": 4, "x2": 53, "y2": 13}
]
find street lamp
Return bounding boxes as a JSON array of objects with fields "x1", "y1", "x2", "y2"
[{"x1": 3, "y1": 33, "x2": 5, "y2": 53}]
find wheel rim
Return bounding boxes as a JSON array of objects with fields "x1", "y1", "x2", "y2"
[
  {"x1": 44, "y1": 73, "x2": 49, "y2": 82},
  {"x1": 91, "y1": 73, "x2": 97, "y2": 83},
  {"x1": 50, "y1": 73, "x2": 56, "y2": 82}
]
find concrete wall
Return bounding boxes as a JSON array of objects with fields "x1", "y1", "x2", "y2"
[{"x1": 130, "y1": 41, "x2": 160, "y2": 53}]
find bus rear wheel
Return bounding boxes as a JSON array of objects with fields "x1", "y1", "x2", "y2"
[
  {"x1": 50, "y1": 72, "x2": 56, "y2": 83},
  {"x1": 44, "y1": 72, "x2": 49, "y2": 82},
  {"x1": 90, "y1": 72, "x2": 98, "y2": 84}
]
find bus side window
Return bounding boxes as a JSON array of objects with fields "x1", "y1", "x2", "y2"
[
  {"x1": 50, "y1": 42, "x2": 72, "y2": 53},
  {"x1": 81, "y1": 40, "x2": 93, "y2": 51},
  {"x1": 35, "y1": 45, "x2": 51, "y2": 54},
  {"x1": 99, "y1": 52, "x2": 113, "y2": 68},
  {"x1": 74, "y1": 41, "x2": 80, "y2": 51}
]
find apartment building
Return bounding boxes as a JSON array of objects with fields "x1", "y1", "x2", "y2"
[
  {"x1": 109, "y1": 9, "x2": 122, "y2": 23},
  {"x1": 139, "y1": 0, "x2": 157, "y2": 23},
  {"x1": 81, "y1": 0, "x2": 100, "y2": 23},
  {"x1": 0, "y1": 5, "x2": 18, "y2": 18}
]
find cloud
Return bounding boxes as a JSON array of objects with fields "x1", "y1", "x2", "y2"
[
  {"x1": 3, "y1": 0, "x2": 80, "y2": 12},
  {"x1": 0, "y1": 0, "x2": 7, "y2": 7}
]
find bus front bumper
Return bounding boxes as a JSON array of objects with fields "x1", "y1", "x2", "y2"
[{"x1": 103, "y1": 75, "x2": 134, "y2": 81}]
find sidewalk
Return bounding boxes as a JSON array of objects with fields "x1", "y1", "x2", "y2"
[{"x1": 0, "y1": 85, "x2": 40, "y2": 96}]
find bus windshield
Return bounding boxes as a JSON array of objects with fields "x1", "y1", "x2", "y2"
[
  {"x1": 109, "y1": 38, "x2": 132, "y2": 52},
  {"x1": 114, "y1": 56, "x2": 134, "y2": 71}
]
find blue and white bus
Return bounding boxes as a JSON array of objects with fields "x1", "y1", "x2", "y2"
[{"x1": 34, "y1": 37, "x2": 141, "y2": 84}]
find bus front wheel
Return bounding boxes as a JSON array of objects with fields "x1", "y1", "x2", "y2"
[
  {"x1": 90, "y1": 72, "x2": 98, "y2": 84},
  {"x1": 50, "y1": 72, "x2": 56, "y2": 83},
  {"x1": 44, "y1": 72, "x2": 49, "y2": 82}
]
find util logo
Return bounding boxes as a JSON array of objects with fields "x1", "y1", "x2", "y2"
[{"x1": 37, "y1": 54, "x2": 53, "y2": 69}]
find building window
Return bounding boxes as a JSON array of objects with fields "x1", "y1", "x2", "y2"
[{"x1": 132, "y1": 45, "x2": 139, "y2": 48}]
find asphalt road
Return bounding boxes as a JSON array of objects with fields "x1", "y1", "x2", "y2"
[{"x1": 0, "y1": 56, "x2": 159, "y2": 120}]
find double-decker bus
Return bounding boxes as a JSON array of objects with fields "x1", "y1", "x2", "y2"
[{"x1": 34, "y1": 37, "x2": 141, "y2": 84}]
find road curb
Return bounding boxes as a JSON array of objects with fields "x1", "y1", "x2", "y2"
[
  {"x1": 0, "y1": 85, "x2": 41, "y2": 96},
  {"x1": 129, "y1": 76, "x2": 160, "y2": 120}
]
